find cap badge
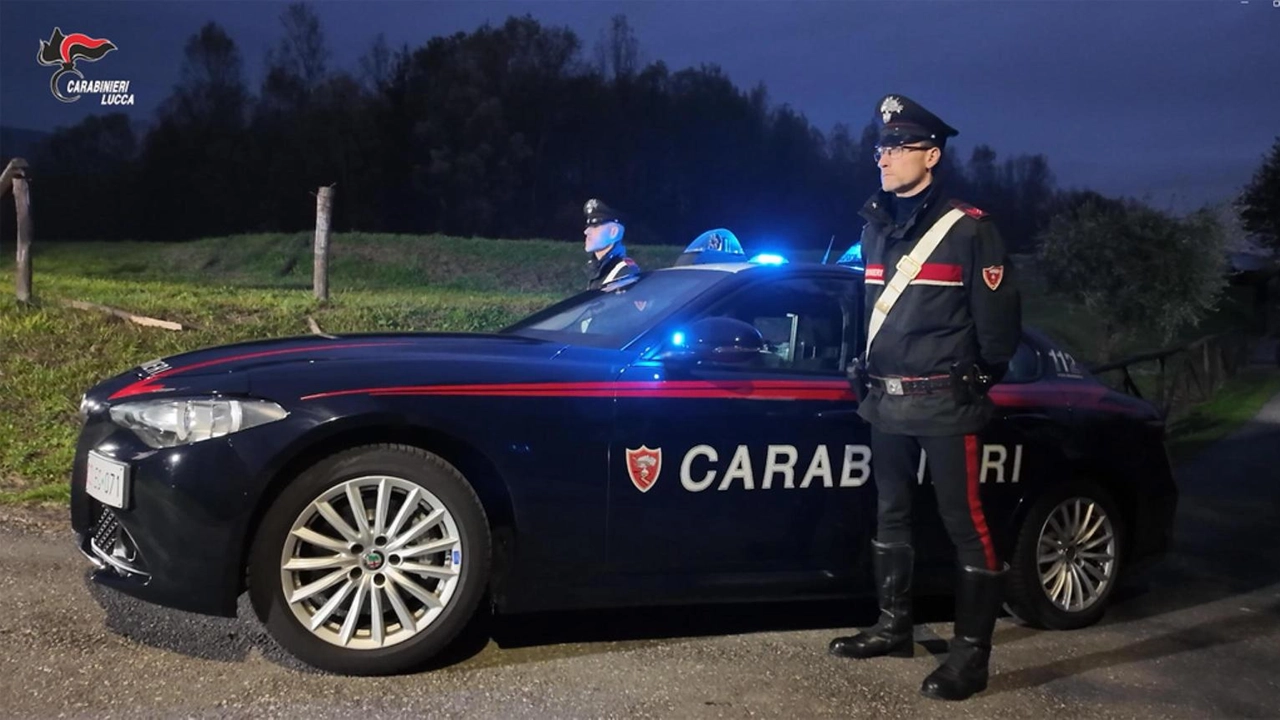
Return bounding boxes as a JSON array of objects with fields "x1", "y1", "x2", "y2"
[{"x1": 880, "y1": 96, "x2": 904, "y2": 123}]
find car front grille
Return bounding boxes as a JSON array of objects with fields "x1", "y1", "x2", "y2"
[
  {"x1": 85, "y1": 500, "x2": 150, "y2": 579},
  {"x1": 91, "y1": 503, "x2": 121, "y2": 549}
]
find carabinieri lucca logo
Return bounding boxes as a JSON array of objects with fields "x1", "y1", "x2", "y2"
[{"x1": 37, "y1": 27, "x2": 134, "y2": 105}]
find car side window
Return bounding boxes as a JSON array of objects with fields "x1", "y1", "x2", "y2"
[
  {"x1": 1002, "y1": 340, "x2": 1042, "y2": 384},
  {"x1": 696, "y1": 276, "x2": 855, "y2": 375}
]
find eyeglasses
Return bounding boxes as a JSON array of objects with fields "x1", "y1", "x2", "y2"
[{"x1": 873, "y1": 145, "x2": 931, "y2": 162}]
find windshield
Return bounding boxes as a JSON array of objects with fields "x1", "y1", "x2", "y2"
[{"x1": 502, "y1": 269, "x2": 731, "y2": 349}]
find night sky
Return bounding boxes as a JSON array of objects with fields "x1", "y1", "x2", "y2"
[{"x1": 2, "y1": 0, "x2": 1277, "y2": 213}]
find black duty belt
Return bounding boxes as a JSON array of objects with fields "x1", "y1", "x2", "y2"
[{"x1": 869, "y1": 374, "x2": 952, "y2": 396}]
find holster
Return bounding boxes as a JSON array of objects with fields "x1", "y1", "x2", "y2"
[
  {"x1": 948, "y1": 361, "x2": 993, "y2": 405},
  {"x1": 848, "y1": 357, "x2": 871, "y2": 403}
]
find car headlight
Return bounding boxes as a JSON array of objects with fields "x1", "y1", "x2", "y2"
[{"x1": 108, "y1": 398, "x2": 289, "y2": 448}]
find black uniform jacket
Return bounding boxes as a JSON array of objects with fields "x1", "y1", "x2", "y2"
[
  {"x1": 586, "y1": 243, "x2": 640, "y2": 290},
  {"x1": 856, "y1": 183, "x2": 1022, "y2": 437}
]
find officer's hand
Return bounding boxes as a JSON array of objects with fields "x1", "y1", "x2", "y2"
[
  {"x1": 984, "y1": 361, "x2": 1008, "y2": 386},
  {"x1": 847, "y1": 359, "x2": 870, "y2": 403}
]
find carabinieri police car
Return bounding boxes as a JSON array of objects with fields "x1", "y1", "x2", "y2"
[{"x1": 70, "y1": 257, "x2": 1176, "y2": 676}]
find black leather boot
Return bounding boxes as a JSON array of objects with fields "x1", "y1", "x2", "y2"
[
  {"x1": 829, "y1": 540, "x2": 914, "y2": 659},
  {"x1": 920, "y1": 563, "x2": 1008, "y2": 701}
]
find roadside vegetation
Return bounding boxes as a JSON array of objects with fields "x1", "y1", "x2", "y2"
[{"x1": 1163, "y1": 366, "x2": 1280, "y2": 466}]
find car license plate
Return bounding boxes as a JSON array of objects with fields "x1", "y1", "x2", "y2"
[{"x1": 86, "y1": 451, "x2": 129, "y2": 509}]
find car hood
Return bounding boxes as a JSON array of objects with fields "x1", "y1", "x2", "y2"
[{"x1": 91, "y1": 332, "x2": 566, "y2": 403}]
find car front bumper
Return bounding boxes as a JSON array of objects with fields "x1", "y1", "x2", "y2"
[{"x1": 69, "y1": 415, "x2": 267, "y2": 618}]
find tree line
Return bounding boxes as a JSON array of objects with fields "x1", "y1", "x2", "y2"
[
  {"x1": 6, "y1": 3, "x2": 1279, "y2": 354},
  {"x1": 10, "y1": 6, "x2": 1072, "y2": 252}
]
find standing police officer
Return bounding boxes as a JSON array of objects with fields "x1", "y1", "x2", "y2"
[
  {"x1": 582, "y1": 198, "x2": 640, "y2": 290},
  {"x1": 828, "y1": 95, "x2": 1022, "y2": 702}
]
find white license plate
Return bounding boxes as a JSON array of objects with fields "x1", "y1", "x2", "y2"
[{"x1": 86, "y1": 451, "x2": 129, "y2": 509}]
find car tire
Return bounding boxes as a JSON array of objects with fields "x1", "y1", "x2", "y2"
[
  {"x1": 248, "y1": 443, "x2": 491, "y2": 675},
  {"x1": 1005, "y1": 478, "x2": 1125, "y2": 630}
]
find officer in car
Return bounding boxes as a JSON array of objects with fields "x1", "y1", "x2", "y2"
[
  {"x1": 583, "y1": 198, "x2": 640, "y2": 290},
  {"x1": 828, "y1": 94, "x2": 1022, "y2": 702},
  {"x1": 673, "y1": 228, "x2": 746, "y2": 266}
]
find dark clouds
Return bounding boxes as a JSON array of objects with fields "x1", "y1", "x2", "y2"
[{"x1": 2, "y1": 0, "x2": 1276, "y2": 211}]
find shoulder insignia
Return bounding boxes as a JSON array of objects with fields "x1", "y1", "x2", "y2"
[
  {"x1": 982, "y1": 265, "x2": 1005, "y2": 291},
  {"x1": 950, "y1": 200, "x2": 987, "y2": 219}
]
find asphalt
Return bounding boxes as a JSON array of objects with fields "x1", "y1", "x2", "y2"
[{"x1": 2, "y1": 390, "x2": 1279, "y2": 719}]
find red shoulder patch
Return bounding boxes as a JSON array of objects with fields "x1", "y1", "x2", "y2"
[
  {"x1": 950, "y1": 200, "x2": 987, "y2": 219},
  {"x1": 982, "y1": 265, "x2": 1004, "y2": 290}
]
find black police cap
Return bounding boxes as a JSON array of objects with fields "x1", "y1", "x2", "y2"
[
  {"x1": 876, "y1": 94, "x2": 959, "y2": 148},
  {"x1": 584, "y1": 198, "x2": 625, "y2": 227}
]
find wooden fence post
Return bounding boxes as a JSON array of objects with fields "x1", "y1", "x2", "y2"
[
  {"x1": 313, "y1": 184, "x2": 334, "y2": 301},
  {"x1": 11, "y1": 162, "x2": 34, "y2": 303},
  {"x1": 1156, "y1": 356, "x2": 1166, "y2": 411},
  {"x1": 0, "y1": 158, "x2": 27, "y2": 198},
  {"x1": 1212, "y1": 342, "x2": 1224, "y2": 391},
  {"x1": 1087, "y1": 332, "x2": 1247, "y2": 420}
]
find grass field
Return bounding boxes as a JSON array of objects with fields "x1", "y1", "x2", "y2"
[
  {"x1": 0, "y1": 232, "x2": 1271, "y2": 504},
  {"x1": 0, "y1": 233, "x2": 685, "y2": 503}
]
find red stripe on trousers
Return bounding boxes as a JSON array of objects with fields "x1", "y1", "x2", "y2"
[{"x1": 965, "y1": 434, "x2": 998, "y2": 571}]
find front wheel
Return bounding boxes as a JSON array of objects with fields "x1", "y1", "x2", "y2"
[
  {"x1": 1006, "y1": 479, "x2": 1125, "y2": 630},
  {"x1": 249, "y1": 444, "x2": 491, "y2": 675}
]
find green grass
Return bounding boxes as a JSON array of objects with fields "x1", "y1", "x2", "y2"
[
  {"x1": 0, "y1": 233, "x2": 1271, "y2": 505},
  {"x1": 9, "y1": 233, "x2": 687, "y2": 296},
  {"x1": 1164, "y1": 366, "x2": 1280, "y2": 466},
  {"x1": 0, "y1": 285, "x2": 566, "y2": 505},
  {"x1": 2, "y1": 232, "x2": 660, "y2": 505}
]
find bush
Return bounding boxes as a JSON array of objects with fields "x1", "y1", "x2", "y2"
[{"x1": 1036, "y1": 198, "x2": 1229, "y2": 362}]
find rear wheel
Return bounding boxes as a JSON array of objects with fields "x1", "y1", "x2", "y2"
[
  {"x1": 249, "y1": 444, "x2": 490, "y2": 675},
  {"x1": 1006, "y1": 479, "x2": 1124, "y2": 630}
]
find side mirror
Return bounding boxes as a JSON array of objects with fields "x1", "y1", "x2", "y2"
[{"x1": 658, "y1": 317, "x2": 765, "y2": 364}]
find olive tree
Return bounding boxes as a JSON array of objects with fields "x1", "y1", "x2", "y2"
[
  {"x1": 1237, "y1": 136, "x2": 1280, "y2": 254},
  {"x1": 1036, "y1": 197, "x2": 1229, "y2": 362}
]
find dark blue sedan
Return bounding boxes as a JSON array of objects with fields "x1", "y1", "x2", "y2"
[{"x1": 71, "y1": 260, "x2": 1176, "y2": 675}]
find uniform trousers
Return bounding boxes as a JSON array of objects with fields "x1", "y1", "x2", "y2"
[{"x1": 870, "y1": 427, "x2": 1000, "y2": 571}]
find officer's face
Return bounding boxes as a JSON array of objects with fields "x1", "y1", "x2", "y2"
[
  {"x1": 584, "y1": 222, "x2": 618, "y2": 253},
  {"x1": 877, "y1": 144, "x2": 940, "y2": 196}
]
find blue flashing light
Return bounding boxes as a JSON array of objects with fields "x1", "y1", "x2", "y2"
[
  {"x1": 750, "y1": 253, "x2": 788, "y2": 265},
  {"x1": 685, "y1": 228, "x2": 745, "y2": 256},
  {"x1": 671, "y1": 331, "x2": 686, "y2": 347}
]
